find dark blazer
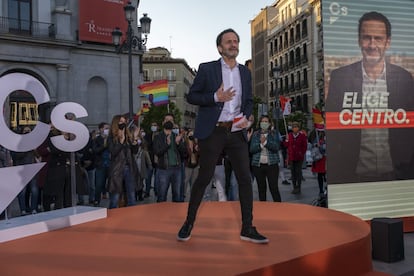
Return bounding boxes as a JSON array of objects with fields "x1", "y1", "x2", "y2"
[
  {"x1": 326, "y1": 61, "x2": 414, "y2": 184},
  {"x1": 187, "y1": 59, "x2": 253, "y2": 140}
]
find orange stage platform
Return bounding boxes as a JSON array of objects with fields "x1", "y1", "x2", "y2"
[{"x1": 0, "y1": 202, "x2": 390, "y2": 276}]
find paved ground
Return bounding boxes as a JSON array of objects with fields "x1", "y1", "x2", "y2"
[{"x1": 3, "y1": 165, "x2": 414, "y2": 275}]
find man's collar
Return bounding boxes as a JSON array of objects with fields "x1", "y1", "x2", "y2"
[
  {"x1": 220, "y1": 58, "x2": 238, "y2": 69},
  {"x1": 362, "y1": 61, "x2": 386, "y2": 81}
]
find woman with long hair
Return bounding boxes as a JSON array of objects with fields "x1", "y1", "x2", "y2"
[{"x1": 107, "y1": 114, "x2": 139, "y2": 208}]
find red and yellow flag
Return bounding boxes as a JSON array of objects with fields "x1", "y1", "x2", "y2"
[{"x1": 312, "y1": 108, "x2": 325, "y2": 130}]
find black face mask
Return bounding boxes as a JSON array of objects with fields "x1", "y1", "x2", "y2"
[
  {"x1": 118, "y1": 123, "x2": 126, "y2": 130},
  {"x1": 163, "y1": 121, "x2": 174, "y2": 130},
  {"x1": 188, "y1": 136, "x2": 194, "y2": 141}
]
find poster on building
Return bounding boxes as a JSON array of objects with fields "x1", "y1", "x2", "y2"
[
  {"x1": 323, "y1": 0, "x2": 414, "y2": 219},
  {"x1": 78, "y1": 0, "x2": 128, "y2": 44}
]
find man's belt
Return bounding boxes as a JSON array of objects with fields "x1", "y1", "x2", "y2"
[{"x1": 216, "y1": 121, "x2": 233, "y2": 129}]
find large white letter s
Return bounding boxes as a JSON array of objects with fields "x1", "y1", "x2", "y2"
[{"x1": 50, "y1": 102, "x2": 89, "y2": 152}]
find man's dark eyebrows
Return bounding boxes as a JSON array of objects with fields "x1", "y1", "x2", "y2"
[{"x1": 361, "y1": 34, "x2": 386, "y2": 39}]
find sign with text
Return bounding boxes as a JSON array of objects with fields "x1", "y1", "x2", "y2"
[
  {"x1": 78, "y1": 0, "x2": 128, "y2": 44},
  {"x1": 323, "y1": 0, "x2": 414, "y2": 220},
  {"x1": 0, "y1": 73, "x2": 89, "y2": 214}
]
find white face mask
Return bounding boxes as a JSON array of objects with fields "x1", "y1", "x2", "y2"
[
  {"x1": 172, "y1": 128, "x2": 179, "y2": 135},
  {"x1": 151, "y1": 126, "x2": 158, "y2": 132},
  {"x1": 103, "y1": 129, "x2": 109, "y2": 136},
  {"x1": 141, "y1": 132, "x2": 146, "y2": 137}
]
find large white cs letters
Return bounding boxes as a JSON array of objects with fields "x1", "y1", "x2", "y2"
[{"x1": 0, "y1": 73, "x2": 89, "y2": 214}]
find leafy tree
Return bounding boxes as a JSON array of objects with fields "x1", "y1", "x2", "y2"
[
  {"x1": 140, "y1": 102, "x2": 182, "y2": 132},
  {"x1": 252, "y1": 96, "x2": 263, "y2": 129},
  {"x1": 279, "y1": 111, "x2": 308, "y2": 135}
]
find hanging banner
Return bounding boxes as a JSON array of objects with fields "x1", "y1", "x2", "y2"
[{"x1": 78, "y1": 0, "x2": 128, "y2": 44}]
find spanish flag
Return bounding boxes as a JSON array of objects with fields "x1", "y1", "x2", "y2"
[
  {"x1": 312, "y1": 108, "x2": 325, "y2": 130},
  {"x1": 138, "y1": 79, "x2": 169, "y2": 106}
]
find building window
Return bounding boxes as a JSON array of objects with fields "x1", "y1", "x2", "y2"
[
  {"x1": 169, "y1": 84, "x2": 176, "y2": 97},
  {"x1": 154, "y1": 69, "x2": 162, "y2": 81},
  {"x1": 295, "y1": 47, "x2": 301, "y2": 66},
  {"x1": 8, "y1": 0, "x2": 31, "y2": 33},
  {"x1": 296, "y1": 71, "x2": 301, "y2": 89},
  {"x1": 167, "y1": 69, "x2": 176, "y2": 81},
  {"x1": 143, "y1": 69, "x2": 150, "y2": 82},
  {"x1": 302, "y1": 19, "x2": 308, "y2": 38},
  {"x1": 296, "y1": 95, "x2": 302, "y2": 111},
  {"x1": 302, "y1": 43, "x2": 308, "y2": 63},
  {"x1": 303, "y1": 68, "x2": 308, "y2": 88},
  {"x1": 284, "y1": 76, "x2": 289, "y2": 93},
  {"x1": 295, "y1": 24, "x2": 301, "y2": 41},
  {"x1": 274, "y1": 39, "x2": 278, "y2": 54},
  {"x1": 303, "y1": 94, "x2": 309, "y2": 113}
]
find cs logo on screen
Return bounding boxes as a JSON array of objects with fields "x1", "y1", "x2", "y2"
[
  {"x1": 329, "y1": 2, "x2": 348, "y2": 24},
  {"x1": 0, "y1": 73, "x2": 89, "y2": 214}
]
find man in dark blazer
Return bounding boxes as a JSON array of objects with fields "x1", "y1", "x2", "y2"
[
  {"x1": 177, "y1": 28, "x2": 268, "y2": 244},
  {"x1": 326, "y1": 11, "x2": 414, "y2": 184}
]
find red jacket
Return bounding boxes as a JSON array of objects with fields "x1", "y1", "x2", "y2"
[{"x1": 285, "y1": 132, "x2": 307, "y2": 162}]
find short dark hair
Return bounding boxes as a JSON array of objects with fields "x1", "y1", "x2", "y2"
[
  {"x1": 164, "y1": 113, "x2": 175, "y2": 120},
  {"x1": 358, "y1": 11, "x2": 391, "y2": 39},
  {"x1": 98, "y1": 122, "x2": 107, "y2": 129},
  {"x1": 216, "y1": 28, "x2": 240, "y2": 46}
]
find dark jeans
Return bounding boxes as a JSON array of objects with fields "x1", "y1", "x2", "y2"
[
  {"x1": 290, "y1": 160, "x2": 303, "y2": 187},
  {"x1": 186, "y1": 127, "x2": 253, "y2": 228},
  {"x1": 108, "y1": 166, "x2": 136, "y2": 209},
  {"x1": 95, "y1": 167, "x2": 109, "y2": 205},
  {"x1": 157, "y1": 166, "x2": 182, "y2": 202},
  {"x1": 252, "y1": 164, "x2": 281, "y2": 202},
  {"x1": 317, "y1": 173, "x2": 326, "y2": 194}
]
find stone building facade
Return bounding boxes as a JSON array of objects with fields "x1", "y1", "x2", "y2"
[{"x1": 0, "y1": 0, "x2": 144, "y2": 130}]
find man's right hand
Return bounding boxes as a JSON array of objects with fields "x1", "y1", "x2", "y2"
[{"x1": 216, "y1": 83, "x2": 235, "y2": 102}]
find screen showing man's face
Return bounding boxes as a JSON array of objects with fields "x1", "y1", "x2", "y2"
[{"x1": 358, "y1": 20, "x2": 391, "y2": 66}]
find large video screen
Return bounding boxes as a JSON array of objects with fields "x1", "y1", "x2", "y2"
[{"x1": 323, "y1": 0, "x2": 414, "y2": 219}]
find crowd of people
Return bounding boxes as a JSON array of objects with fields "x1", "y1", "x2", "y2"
[
  {"x1": 0, "y1": 28, "x2": 327, "y2": 231},
  {"x1": 0, "y1": 112, "x2": 326, "y2": 219}
]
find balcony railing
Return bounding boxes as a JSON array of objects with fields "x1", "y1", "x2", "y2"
[
  {"x1": 0, "y1": 17, "x2": 55, "y2": 39},
  {"x1": 301, "y1": 80, "x2": 309, "y2": 88}
]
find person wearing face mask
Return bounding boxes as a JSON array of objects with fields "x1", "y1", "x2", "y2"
[
  {"x1": 249, "y1": 115, "x2": 281, "y2": 202},
  {"x1": 152, "y1": 113, "x2": 186, "y2": 202},
  {"x1": 93, "y1": 122, "x2": 111, "y2": 206},
  {"x1": 133, "y1": 129, "x2": 152, "y2": 201},
  {"x1": 106, "y1": 115, "x2": 139, "y2": 208},
  {"x1": 284, "y1": 122, "x2": 307, "y2": 194},
  {"x1": 144, "y1": 122, "x2": 159, "y2": 198}
]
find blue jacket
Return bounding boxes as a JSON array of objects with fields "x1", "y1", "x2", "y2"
[{"x1": 186, "y1": 59, "x2": 253, "y2": 140}]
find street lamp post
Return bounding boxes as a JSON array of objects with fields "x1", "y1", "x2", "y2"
[
  {"x1": 272, "y1": 66, "x2": 281, "y2": 132},
  {"x1": 112, "y1": 1, "x2": 151, "y2": 122}
]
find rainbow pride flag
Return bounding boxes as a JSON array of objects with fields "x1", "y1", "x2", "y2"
[{"x1": 138, "y1": 79, "x2": 169, "y2": 106}]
